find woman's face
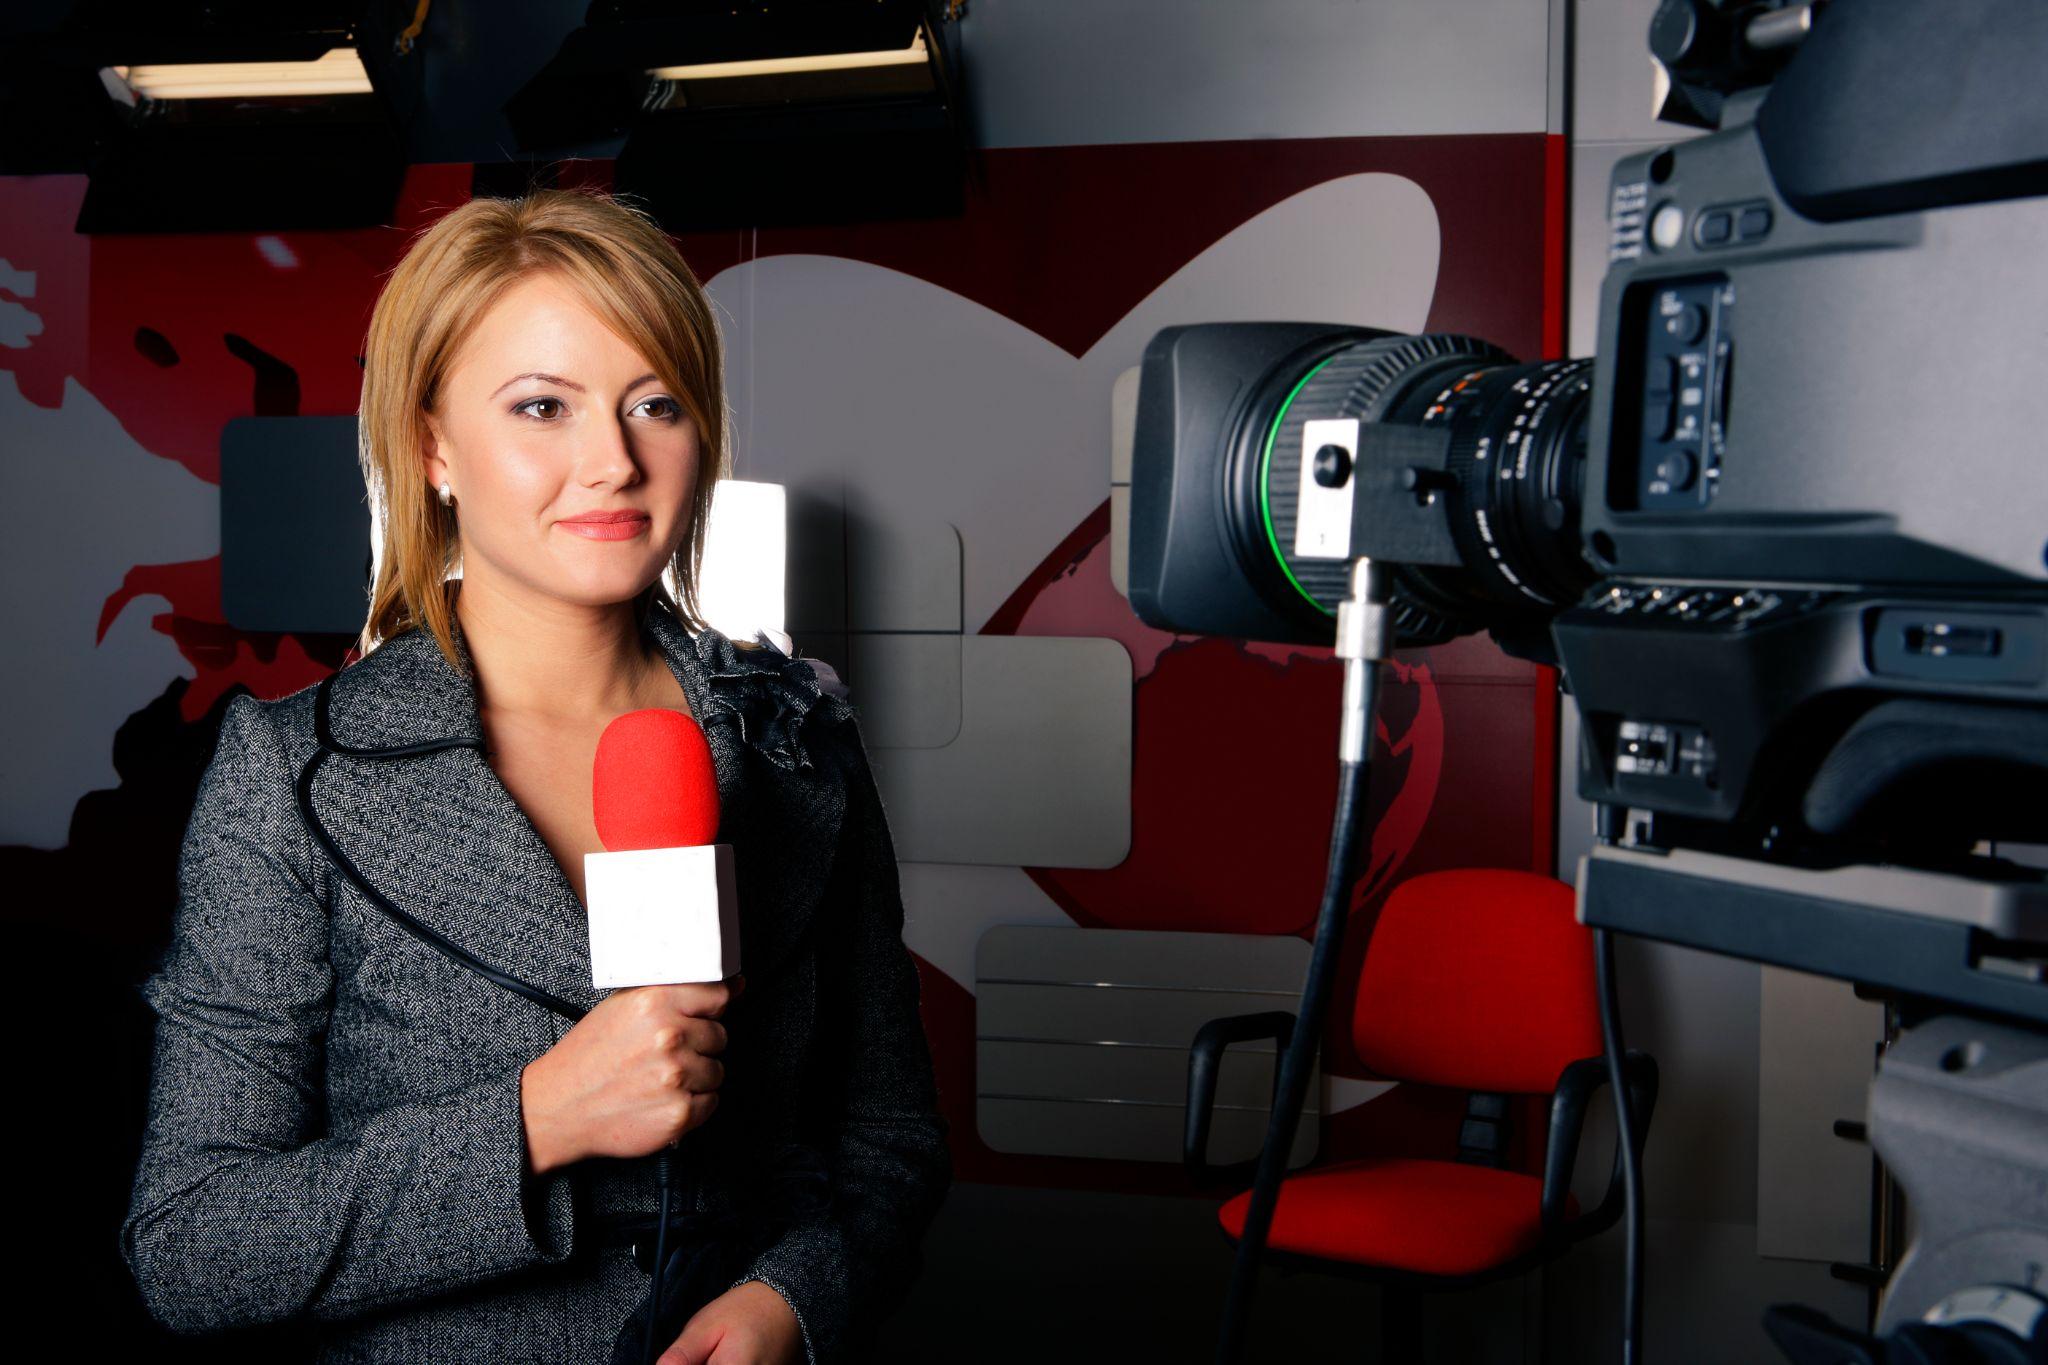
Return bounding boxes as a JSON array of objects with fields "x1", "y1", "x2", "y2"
[{"x1": 421, "y1": 271, "x2": 699, "y2": 612}]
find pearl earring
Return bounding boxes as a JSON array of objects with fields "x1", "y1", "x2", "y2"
[{"x1": 438, "y1": 481, "x2": 454, "y2": 508}]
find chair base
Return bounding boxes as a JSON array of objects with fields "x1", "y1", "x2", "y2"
[{"x1": 1219, "y1": 1226, "x2": 1577, "y2": 1363}]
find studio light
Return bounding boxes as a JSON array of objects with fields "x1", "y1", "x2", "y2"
[
  {"x1": 103, "y1": 47, "x2": 376, "y2": 102},
  {"x1": 648, "y1": 32, "x2": 928, "y2": 83},
  {"x1": 506, "y1": 0, "x2": 966, "y2": 232},
  {"x1": 0, "y1": 2, "x2": 419, "y2": 233},
  {"x1": 695, "y1": 478, "x2": 790, "y2": 648}
]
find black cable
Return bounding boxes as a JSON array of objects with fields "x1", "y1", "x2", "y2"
[
  {"x1": 293, "y1": 670, "x2": 685, "y2": 1364},
  {"x1": 1215, "y1": 730, "x2": 1376, "y2": 1363},
  {"x1": 302, "y1": 673, "x2": 592, "y2": 1021},
  {"x1": 647, "y1": 1148, "x2": 675, "y2": 1365},
  {"x1": 1595, "y1": 927, "x2": 1644, "y2": 1365}
]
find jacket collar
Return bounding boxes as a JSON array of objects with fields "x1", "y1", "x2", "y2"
[
  {"x1": 310, "y1": 599, "x2": 853, "y2": 1020},
  {"x1": 325, "y1": 598, "x2": 849, "y2": 767}
]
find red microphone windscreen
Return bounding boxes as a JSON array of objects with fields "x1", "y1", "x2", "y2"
[{"x1": 592, "y1": 709, "x2": 721, "y2": 851}]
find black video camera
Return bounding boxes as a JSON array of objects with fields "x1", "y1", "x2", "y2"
[{"x1": 1123, "y1": 2, "x2": 2048, "y2": 1352}]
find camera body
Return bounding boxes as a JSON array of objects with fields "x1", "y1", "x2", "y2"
[{"x1": 1565, "y1": 81, "x2": 2048, "y2": 840}]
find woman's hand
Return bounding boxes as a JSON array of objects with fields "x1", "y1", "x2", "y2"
[
  {"x1": 519, "y1": 975, "x2": 744, "y2": 1173},
  {"x1": 659, "y1": 1281, "x2": 804, "y2": 1365}
]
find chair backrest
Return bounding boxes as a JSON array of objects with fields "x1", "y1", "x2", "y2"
[{"x1": 1351, "y1": 869, "x2": 1602, "y2": 1094}]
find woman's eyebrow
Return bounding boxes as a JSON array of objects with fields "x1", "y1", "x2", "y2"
[{"x1": 491, "y1": 371, "x2": 659, "y2": 398}]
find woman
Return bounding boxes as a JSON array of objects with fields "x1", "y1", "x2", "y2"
[{"x1": 119, "y1": 189, "x2": 952, "y2": 1364}]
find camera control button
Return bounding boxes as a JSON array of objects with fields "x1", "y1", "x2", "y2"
[
  {"x1": 1650, "y1": 202, "x2": 1686, "y2": 251},
  {"x1": 1311, "y1": 443, "x2": 1353, "y2": 488},
  {"x1": 1695, "y1": 210, "x2": 1734, "y2": 247},
  {"x1": 1663, "y1": 303, "x2": 1710, "y2": 344},
  {"x1": 1652, "y1": 449, "x2": 1698, "y2": 491}
]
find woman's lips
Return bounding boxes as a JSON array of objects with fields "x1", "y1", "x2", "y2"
[{"x1": 558, "y1": 514, "x2": 650, "y2": 541}]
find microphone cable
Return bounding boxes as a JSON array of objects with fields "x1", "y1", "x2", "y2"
[{"x1": 646, "y1": 1144, "x2": 676, "y2": 1365}]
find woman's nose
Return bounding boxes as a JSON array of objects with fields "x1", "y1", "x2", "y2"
[{"x1": 577, "y1": 416, "x2": 640, "y2": 488}]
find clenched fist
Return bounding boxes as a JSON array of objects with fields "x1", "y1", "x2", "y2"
[{"x1": 520, "y1": 975, "x2": 743, "y2": 1174}]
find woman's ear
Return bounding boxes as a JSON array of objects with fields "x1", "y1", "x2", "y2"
[{"x1": 420, "y1": 413, "x2": 449, "y2": 495}]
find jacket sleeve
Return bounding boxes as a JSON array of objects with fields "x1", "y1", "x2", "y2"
[
  {"x1": 728, "y1": 715, "x2": 954, "y2": 1365},
  {"x1": 119, "y1": 692, "x2": 579, "y2": 1335}
]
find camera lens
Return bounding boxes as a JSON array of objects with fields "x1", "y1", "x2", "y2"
[{"x1": 1227, "y1": 332, "x2": 1596, "y2": 650}]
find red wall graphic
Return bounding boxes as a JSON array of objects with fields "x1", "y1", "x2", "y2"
[{"x1": 3, "y1": 132, "x2": 1565, "y2": 1214}]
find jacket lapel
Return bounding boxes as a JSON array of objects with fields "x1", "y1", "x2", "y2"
[
  {"x1": 310, "y1": 602, "x2": 847, "y2": 1022},
  {"x1": 657, "y1": 608, "x2": 853, "y2": 994}
]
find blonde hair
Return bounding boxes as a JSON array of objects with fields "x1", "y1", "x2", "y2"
[{"x1": 355, "y1": 187, "x2": 734, "y2": 672}]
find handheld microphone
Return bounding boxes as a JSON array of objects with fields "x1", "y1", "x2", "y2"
[
  {"x1": 586, "y1": 708, "x2": 739, "y2": 987},
  {"x1": 587, "y1": 707, "x2": 736, "y2": 1365}
]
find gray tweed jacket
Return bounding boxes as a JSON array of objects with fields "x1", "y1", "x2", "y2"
[{"x1": 119, "y1": 602, "x2": 952, "y2": 1363}]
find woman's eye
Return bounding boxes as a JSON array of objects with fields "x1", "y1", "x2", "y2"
[{"x1": 513, "y1": 396, "x2": 678, "y2": 422}]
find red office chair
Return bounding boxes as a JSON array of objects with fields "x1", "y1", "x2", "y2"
[{"x1": 1184, "y1": 868, "x2": 1658, "y2": 1359}]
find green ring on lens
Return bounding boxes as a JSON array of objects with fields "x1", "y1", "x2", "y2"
[{"x1": 1258, "y1": 354, "x2": 1341, "y2": 618}]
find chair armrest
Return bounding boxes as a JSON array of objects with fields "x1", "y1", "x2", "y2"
[
  {"x1": 1540, "y1": 1050, "x2": 1659, "y2": 1237},
  {"x1": 1183, "y1": 1011, "x2": 1295, "y2": 1186}
]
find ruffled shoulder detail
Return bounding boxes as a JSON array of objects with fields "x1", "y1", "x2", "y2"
[{"x1": 692, "y1": 627, "x2": 855, "y2": 773}]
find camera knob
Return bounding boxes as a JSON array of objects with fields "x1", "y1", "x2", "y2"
[
  {"x1": 1400, "y1": 466, "x2": 1457, "y2": 505},
  {"x1": 1649, "y1": 0, "x2": 1730, "y2": 69},
  {"x1": 1663, "y1": 303, "x2": 1711, "y2": 345}
]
